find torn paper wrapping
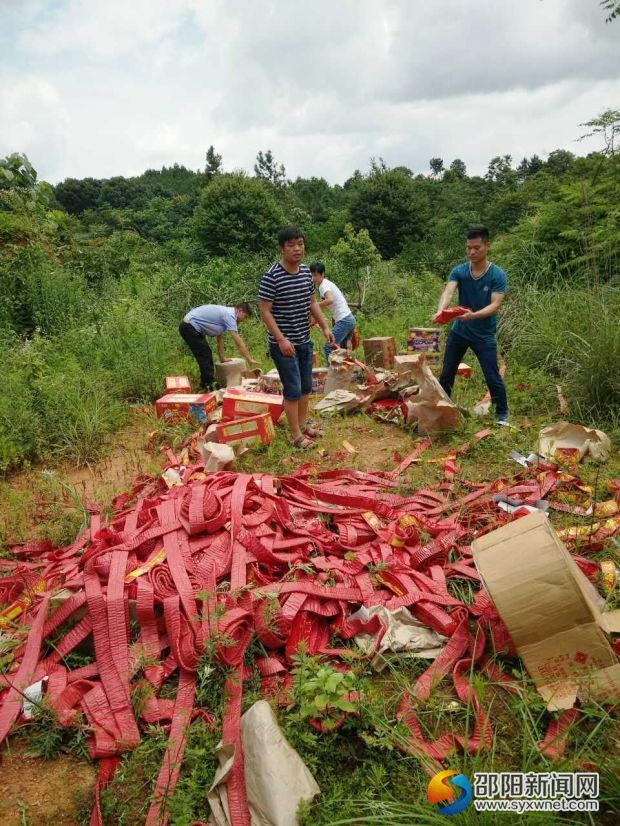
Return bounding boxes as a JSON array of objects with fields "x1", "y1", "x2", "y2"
[
  {"x1": 538, "y1": 421, "x2": 611, "y2": 462},
  {"x1": 215, "y1": 359, "x2": 246, "y2": 388},
  {"x1": 405, "y1": 359, "x2": 460, "y2": 434},
  {"x1": 208, "y1": 700, "x2": 320, "y2": 826},
  {"x1": 199, "y1": 441, "x2": 236, "y2": 471},
  {"x1": 314, "y1": 390, "x2": 361, "y2": 416},
  {"x1": 352, "y1": 605, "x2": 446, "y2": 671},
  {"x1": 324, "y1": 348, "x2": 356, "y2": 395}
]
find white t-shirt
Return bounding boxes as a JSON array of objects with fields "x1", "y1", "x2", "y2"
[{"x1": 318, "y1": 278, "x2": 352, "y2": 323}]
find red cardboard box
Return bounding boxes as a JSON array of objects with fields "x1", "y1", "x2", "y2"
[
  {"x1": 155, "y1": 392, "x2": 218, "y2": 422},
  {"x1": 216, "y1": 412, "x2": 275, "y2": 447},
  {"x1": 165, "y1": 375, "x2": 191, "y2": 394},
  {"x1": 221, "y1": 388, "x2": 284, "y2": 424}
]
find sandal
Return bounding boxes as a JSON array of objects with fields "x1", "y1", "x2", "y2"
[{"x1": 291, "y1": 435, "x2": 315, "y2": 450}]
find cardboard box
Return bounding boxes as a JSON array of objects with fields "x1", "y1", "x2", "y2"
[
  {"x1": 165, "y1": 375, "x2": 191, "y2": 393},
  {"x1": 407, "y1": 327, "x2": 440, "y2": 354},
  {"x1": 155, "y1": 392, "x2": 218, "y2": 422},
  {"x1": 222, "y1": 388, "x2": 284, "y2": 423},
  {"x1": 472, "y1": 511, "x2": 620, "y2": 710},
  {"x1": 259, "y1": 369, "x2": 284, "y2": 395},
  {"x1": 312, "y1": 367, "x2": 328, "y2": 394},
  {"x1": 216, "y1": 412, "x2": 275, "y2": 448},
  {"x1": 363, "y1": 337, "x2": 396, "y2": 369}
]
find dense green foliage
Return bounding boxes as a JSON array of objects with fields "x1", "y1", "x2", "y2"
[{"x1": 0, "y1": 124, "x2": 619, "y2": 472}]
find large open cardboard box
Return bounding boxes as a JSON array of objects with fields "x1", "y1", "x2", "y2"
[{"x1": 472, "y1": 511, "x2": 620, "y2": 710}]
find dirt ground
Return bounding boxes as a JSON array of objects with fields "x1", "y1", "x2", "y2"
[{"x1": 0, "y1": 743, "x2": 96, "y2": 826}]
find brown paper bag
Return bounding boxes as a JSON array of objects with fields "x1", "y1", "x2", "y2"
[
  {"x1": 207, "y1": 701, "x2": 320, "y2": 825},
  {"x1": 215, "y1": 359, "x2": 246, "y2": 388},
  {"x1": 405, "y1": 359, "x2": 460, "y2": 434}
]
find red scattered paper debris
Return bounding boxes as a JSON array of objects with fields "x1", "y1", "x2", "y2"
[{"x1": 1, "y1": 434, "x2": 617, "y2": 824}]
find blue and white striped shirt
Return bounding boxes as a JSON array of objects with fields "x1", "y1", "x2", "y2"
[{"x1": 258, "y1": 262, "x2": 314, "y2": 345}]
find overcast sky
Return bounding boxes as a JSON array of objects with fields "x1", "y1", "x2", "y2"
[{"x1": 1, "y1": 0, "x2": 618, "y2": 184}]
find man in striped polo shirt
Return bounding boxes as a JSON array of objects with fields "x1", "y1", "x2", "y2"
[{"x1": 259, "y1": 227, "x2": 335, "y2": 448}]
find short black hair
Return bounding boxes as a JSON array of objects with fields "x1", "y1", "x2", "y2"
[
  {"x1": 467, "y1": 225, "x2": 490, "y2": 242},
  {"x1": 235, "y1": 302, "x2": 252, "y2": 317},
  {"x1": 277, "y1": 226, "x2": 305, "y2": 246},
  {"x1": 310, "y1": 262, "x2": 325, "y2": 275}
]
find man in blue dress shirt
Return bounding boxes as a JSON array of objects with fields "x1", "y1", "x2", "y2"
[
  {"x1": 179, "y1": 302, "x2": 258, "y2": 391},
  {"x1": 434, "y1": 226, "x2": 509, "y2": 424}
]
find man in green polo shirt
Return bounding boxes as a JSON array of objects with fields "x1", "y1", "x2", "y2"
[{"x1": 434, "y1": 226, "x2": 509, "y2": 424}]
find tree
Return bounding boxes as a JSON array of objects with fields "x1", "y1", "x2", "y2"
[
  {"x1": 254, "y1": 149, "x2": 287, "y2": 187},
  {"x1": 0, "y1": 153, "x2": 37, "y2": 190},
  {"x1": 330, "y1": 223, "x2": 381, "y2": 309},
  {"x1": 205, "y1": 145, "x2": 222, "y2": 181},
  {"x1": 192, "y1": 173, "x2": 284, "y2": 255},
  {"x1": 579, "y1": 109, "x2": 620, "y2": 157},
  {"x1": 55, "y1": 177, "x2": 102, "y2": 214},
  {"x1": 429, "y1": 158, "x2": 445, "y2": 179},
  {"x1": 448, "y1": 159, "x2": 467, "y2": 179},
  {"x1": 349, "y1": 169, "x2": 431, "y2": 258},
  {"x1": 485, "y1": 155, "x2": 516, "y2": 187},
  {"x1": 545, "y1": 149, "x2": 575, "y2": 177},
  {"x1": 600, "y1": 1, "x2": 620, "y2": 22}
]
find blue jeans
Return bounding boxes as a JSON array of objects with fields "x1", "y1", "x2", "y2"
[
  {"x1": 439, "y1": 330, "x2": 508, "y2": 417},
  {"x1": 324, "y1": 313, "x2": 356, "y2": 363},
  {"x1": 269, "y1": 341, "x2": 314, "y2": 401}
]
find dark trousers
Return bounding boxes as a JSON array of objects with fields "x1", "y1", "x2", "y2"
[
  {"x1": 439, "y1": 330, "x2": 508, "y2": 417},
  {"x1": 179, "y1": 321, "x2": 214, "y2": 390}
]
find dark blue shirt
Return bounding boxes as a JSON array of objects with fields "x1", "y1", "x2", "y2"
[{"x1": 448, "y1": 262, "x2": 507, "y2": 343}]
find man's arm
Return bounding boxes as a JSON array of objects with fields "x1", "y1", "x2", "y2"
[
  {"x1": 460, "y1": 292, "x2": 505, "y2": 321},
  {"x1": 216, "y1": 334, "x2": 228, "y2": 363},
  {"x1": 229, "y1": 332, "x2": 259, "y2": 365},
  {"x1": 432, "y1": 281, "x2": 458, "y2": 322},
  {"x1": 318, "y1": 289, "x2": 334, "y2": 309},
  {"x1": 310, "y1": 295, "x2": 335, "y2": 344},
  {"x1": 259, "y1": 299, "x2": 295, "y2": 356}
]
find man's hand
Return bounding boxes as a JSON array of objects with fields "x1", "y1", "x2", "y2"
[
  {"x1": 247, "y1": 358, "x2": 261, "y2": 368},
  {"x1": 432, "y1": 311, "x2": 442, "y2": 323},
  {"x1": 459, "y1": 310, "x2": 476, "y2": 321},
  {"x1": 220, "y1": 357, "x2": 232, "y2": 363},
  {"x1": 278, "y1": 338, "x2": 295, "y2": 357},
  {"x1": 322, "y1": 328, "x2": 335, "y2": 345}
]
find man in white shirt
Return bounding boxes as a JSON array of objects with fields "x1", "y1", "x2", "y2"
[{"x1": 310, "y1": 263, "x2": 357, "y2": 363}]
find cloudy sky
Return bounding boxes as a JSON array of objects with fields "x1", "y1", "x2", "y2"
[{"x1": 1, "y1": 0, "x2": 618, "y2": 184}]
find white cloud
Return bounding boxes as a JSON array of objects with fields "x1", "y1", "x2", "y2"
[{"x1": 0, "y1": 0, "x2": 618, "y2": 183}]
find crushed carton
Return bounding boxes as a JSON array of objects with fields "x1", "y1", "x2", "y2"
[
  {"x1": 155, "y1": 392, "x2": 218, "y2": 422},
  {"x1": 538, "y1": 421, "x2": 611, "y2": 463},
  {"x1": 472, "y1": 510, "x2": 620, "y2": 711},
  {"x1": 215, "y1": 358, "x2": 245, "y2": 388},
  {"x1": 165, "y1": 375, "x2": 191, "y2": 393},
  {"x1": 222, "y1": 388, "x2": 284, "y2": 424},
  {"x1": 457, "y1": 362, "x2": 471, "y2": 378},
  {"x1": 216, "y1": 412, "x2": 275, "y2": 448},
  {"x1": 363, "y1": 336, "x2": 396, "y2": 369}
]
